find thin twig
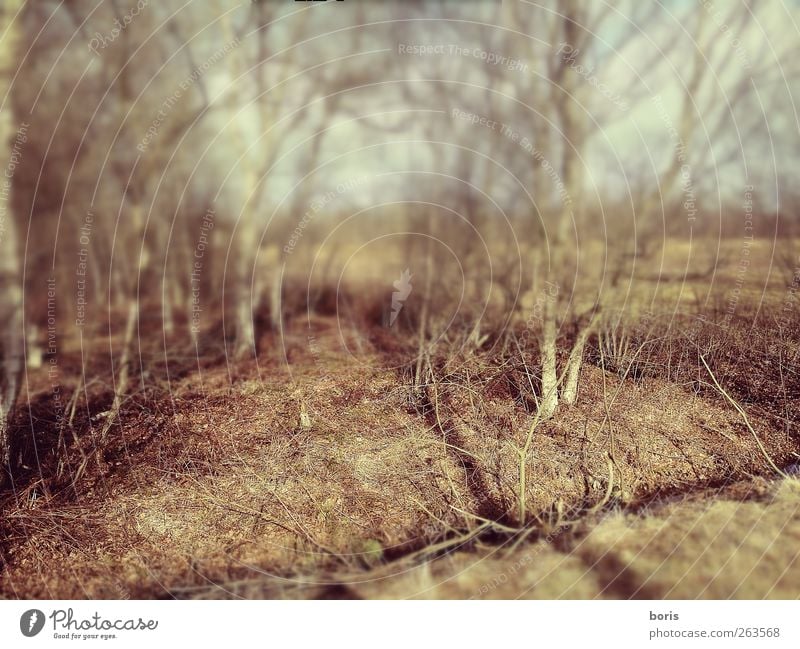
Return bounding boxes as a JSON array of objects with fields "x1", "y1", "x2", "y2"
[{"x1": 700, "y1": 355, "x2": 786, "y2": 478}]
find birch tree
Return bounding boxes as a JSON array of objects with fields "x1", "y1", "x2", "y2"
[{"x1": 0, "y1": 0, "x2": 23, "y2": 480}]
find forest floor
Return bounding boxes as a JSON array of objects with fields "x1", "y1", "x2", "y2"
[{"x1": 1, "y1": 302, "x2": 798, "y2": 599}]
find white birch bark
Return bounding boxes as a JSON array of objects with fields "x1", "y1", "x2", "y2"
[{"x1": 0, "y1": 0, "x2": 22, "y2": 477}]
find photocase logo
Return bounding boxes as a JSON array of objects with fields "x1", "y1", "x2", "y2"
[
  {"x1": 20, "y1": 609, "x2": 45, "y2": 637},
  {"x1": 390, "y1": 268, "x2": 413, "y2": 327}
]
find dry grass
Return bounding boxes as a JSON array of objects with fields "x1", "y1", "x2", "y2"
[
  {"x1": 1, "y1": 238, "x2": 798, "y2": 599},
  {"x1": 344, "y1": 478, "x2": 800, "y2": 599}
]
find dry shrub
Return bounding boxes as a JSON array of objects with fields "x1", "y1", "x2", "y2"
[{"x1": 413, "y1": 318, "x2": 797, "y2": 527}]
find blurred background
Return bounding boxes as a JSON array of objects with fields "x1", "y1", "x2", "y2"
[{"x1": 4, "y1": 0, "x2": 798, "y2": 363}]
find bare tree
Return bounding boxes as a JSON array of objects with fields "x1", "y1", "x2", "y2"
[{"x1": 0, "y1": 0, "x2": 23, "y2": 481}]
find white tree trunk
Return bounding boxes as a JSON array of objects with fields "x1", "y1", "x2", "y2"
[
  {"x1": 0, "y1": 0, "x2": 23, "y2": 478},
  {"x1": 561, "y1": 311, "x2": 600, "y2": 405},
  {"x1": 234, "y1": 170, "x2": 259, "y2": 359},
  {"x1": 539, "y1": 292, "x2": 559, "y2": 418},
  {"x1": 536, "y1": 1, "x2": 588, "y2": 420},
  {"x1": 269, "y1": 267, "x2": 281, "y2": 333}
]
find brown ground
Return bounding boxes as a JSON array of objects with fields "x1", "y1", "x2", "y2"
[{"x1": 0, "y1": 313, "x2": 797, "y2": 599}]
